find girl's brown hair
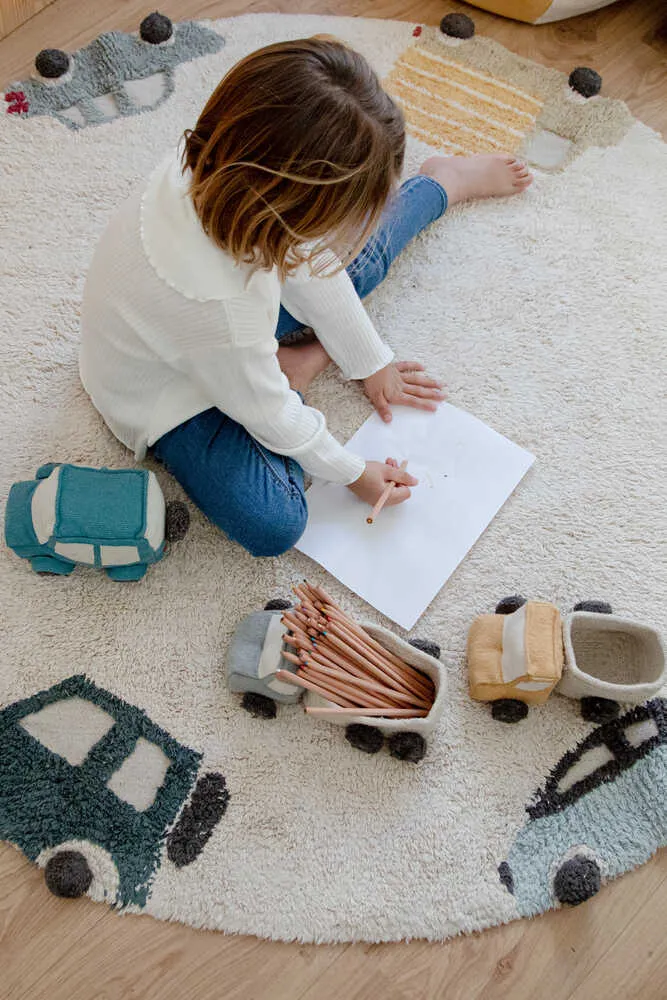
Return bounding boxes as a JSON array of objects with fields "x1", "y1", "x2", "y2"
[{"x1": 183, "y1": 37, "x2": 405, "y2": 278}]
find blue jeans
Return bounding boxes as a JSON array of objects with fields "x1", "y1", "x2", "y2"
[{"x1": 153, "y1": 175, "x2": 447, "y2": 556}]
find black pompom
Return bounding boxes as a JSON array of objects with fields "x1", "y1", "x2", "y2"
[
  {"x1": 241, "y1": 692, "x2": 277, "y2": 719},
  {"x1": 44, "y1": 851, "x2": 92, "y2": 898},
  {"x1": 345, "y1": 724, "x2": 384, "y2": 754},
  {"x1": 409, "y1": 637, "x2": 441, "y2": 659},
  {"x1": 35, "y1": 49, "x2": 70, "y2": 79},
  {"x1": 554, "y1": 856, "x2": 601, "y2": 905},
  {"x1": 140, "y1": 12, "x2": 173, "y2": 44},
  {"x1": 573, "y1": 600, "x2": 613, "y2": 615},
  {"x1": 495, "y1": 595, "x2": 527, "y2": 615},
  {"x1": 568, "y1": 67, "x2": 602, "y2": 99},
  {"x1": 440, "y1": 13, "x2": 475, "y2": 40},
  {"x1": 264, "y1": 598, "x2": 292, "y2": 611},
  {"x1": 388, "y1": 731, "x2": 427, "y2": 763},
  {"x1": 580, "y1": 696, "x2": 620, "y2": 724},
  {"x1": 492, "y1": 698, "x2": 529, "y2": 723},
  {"x1": 165, "y1": 500, "x2": 190, "y2": 542}
]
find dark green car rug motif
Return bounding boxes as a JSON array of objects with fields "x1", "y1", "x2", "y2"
[
  {"x1": 4, "y1": 13, "x2": 224, "y2": 129},
  {"x1": 499, "y1": 698, "x2": 667, "y2": 914},
  {"x1": 0, "y1": 674, "x2": 229, "y2": 907}
]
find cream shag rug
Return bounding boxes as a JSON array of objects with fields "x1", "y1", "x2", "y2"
[{"x1": 1, "y1": 13, "x2": 666, "y2": 943}]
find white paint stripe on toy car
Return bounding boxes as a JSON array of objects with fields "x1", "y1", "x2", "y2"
[
  {"x1": 259, "y1": 614, "x2": 299, "y2": 697},
  {"x1": 100, "y1": 545, "x2": 141, "y2": 566},
  {"x1": 501, "y1": 603, "x2": 528, "y2": 682},
  {"x1": 145, "y1": 471, "x2": 166, "y2": 550},
  {"x1": 31, "y1": 466, "x2": 60, "y2": 543}
]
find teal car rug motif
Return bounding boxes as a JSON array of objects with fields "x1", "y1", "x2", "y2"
[
  {"x1": 499, "y1": 698, "x2": 667, "y2": 913},
  {"x1": 0, "y1": 675, "x2": 229, "y2": 906}
]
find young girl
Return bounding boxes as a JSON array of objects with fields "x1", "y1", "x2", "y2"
[{"x1": 80, "y1": 37, "x2": 531, "y2": 557}]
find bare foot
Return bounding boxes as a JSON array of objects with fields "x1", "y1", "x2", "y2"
[
  {"x1": 277, "y1": 340, "x2": 331, "y2": 395},
  {"x1": 420, "y1": 154, "x2": 533, "y2": 207}
]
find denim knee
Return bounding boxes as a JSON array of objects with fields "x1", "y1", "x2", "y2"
[{"x1": 239, "y1": 492, "x2": 308, "y2": 558}]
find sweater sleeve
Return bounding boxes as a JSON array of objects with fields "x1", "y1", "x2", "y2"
[
  {"x1": 169, "y1": 315, "x2": 366, "y2": 486},
  {"x1": 280, "y1": 256, "x2": 394, "y2": 380}
]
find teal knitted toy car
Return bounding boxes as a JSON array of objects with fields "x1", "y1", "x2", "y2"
[{"x1": 5, "y1": 463, "x2": 189, "y2": 580}]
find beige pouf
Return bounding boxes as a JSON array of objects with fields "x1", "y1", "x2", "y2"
[{"x1": 461, "y1": 0, "x2": 621, "y2": 24}]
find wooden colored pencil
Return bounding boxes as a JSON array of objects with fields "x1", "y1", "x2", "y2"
[
  {"x1": 280, "y1": 582, "x2": 437, "y2": 719},
  {"x1": 300, "y1": 651, "x2": 414, "y2": 707},
  {"x1": 319, "y1": 605, "x2": 434, "y2": 698},
  {"x1": 324, "y1": 614, "x2": 433, "y2": 700},
  {"x1": 366, "y1": 459, "x2": 408, "y2": 524},
  {"x1": 274, "y1": 669, "x2": 356, "y2": 708},
  {"x1": 299, "y1": 666, "x2": 388, "y2": 709},
  {"x1": 310, "y1": 633, "x2": 431, "y2": 708},
  {"x1": 323, "y1": 618, "x2": 429, "y2": 700},
  {"x1": 298, "y1": 646, "x2": 409, "y2": 707},
  {"x1": 290, "y1": 637, "x2": 431, "y2": 708},
  {"x1": 306, "y1": 707, "x2": 428, "y2": 718}
]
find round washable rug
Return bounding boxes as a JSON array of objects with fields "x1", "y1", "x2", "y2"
[{"x1": 1, "y1": 13, "x2": 666, "y2": 943}]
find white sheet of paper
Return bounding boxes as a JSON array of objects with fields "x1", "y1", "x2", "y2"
[{"x1": 296, "y1": 404, "x2": 535, "y2": 629}]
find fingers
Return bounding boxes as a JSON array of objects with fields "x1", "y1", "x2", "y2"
[
  {"x1": 372, "y1": 391, "x2": 392, "y2": 423},
  {"x1": 402, "y1": 383, "x2": 446, "y2": 401},
  {"x1": 386, "y1": 465, "x2": 418, "y2": 487},
  {"x1": 385, "y1": 457, "x2": 399, "y2": 468},
  {"x1": 385, "y1": 485, "x2": 412, "y2": 506},
  {"x1": 401, "y1": 371, "x2": 444, "y2": 390},
  {"x1": 396, "y1": 361, "x2": 425, "y2": 373},
  {"x1": 399, "y1": 392, "x2": 439, "y2": 413}
]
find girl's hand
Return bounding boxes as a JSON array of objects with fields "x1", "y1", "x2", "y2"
[
  {"x1": 363, "y1": 362, "x2": 445, "y2": 424},
  {"x1": 347, "y1": 459, "x2": 418, "y2": 507}
]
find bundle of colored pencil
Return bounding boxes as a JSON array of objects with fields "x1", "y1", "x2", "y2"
[{"x1": 274, "y1": 581, "x2": 436, "y2": 720}]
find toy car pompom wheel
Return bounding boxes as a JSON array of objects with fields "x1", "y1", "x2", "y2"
[
  {"x1": 491, "y1": 698, "x2": 529, "y2": 723},
  {"x1": 573, "y1": 600, "x2": 613, "y2": 614},
  {"x1": 580, "y1": 696, "x2": 620, "y2": 723},
  {"x1": 38, "y1": 839, "x2": 119, "y2": 903},
  {"x1": 44, "y1": 850, "x2": 93, "y2": 898},
  {"x1": 495, "y1": 595, "x2": 527, "y2": 615},
  {"x1": 241, "y1": 692, "x2": 277, "y2": 719},
  {"x1": 345, "y1": 724, "x2": 384, "y2": 754},
  {"x1": 553, "y1": 855, "x2": 601, "y2": 906},
  {"x1": 408, "y1": 637, "x2": 441, "y2": 659},
  {"x1": 388, "y1": 731, "x2": 427, "y2": 763},
  {"x1": 165, "y1": 500, "x2": 190, "y2": 542}
]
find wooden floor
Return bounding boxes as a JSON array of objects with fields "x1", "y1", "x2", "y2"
[{"x1": 1, "y1": 1, "x2": 666, "y2": 998}]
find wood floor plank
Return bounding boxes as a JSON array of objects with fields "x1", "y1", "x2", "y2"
[
  {"x1": 0, "y1": 847, "x2": 348, "y2": 1000},
  {"x1": 293, "y1": 852, "x2": 667, "y2": 1000},
  {"x1": 1, "y1": 844, "x2": 665, "y2": 1000},
  {"x1": 566, "y1": 858, "x2": 667, "y2": 1000}
]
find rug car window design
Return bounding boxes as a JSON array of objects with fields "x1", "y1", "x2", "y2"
[
  {"x1": 0, "y1": 675, "x2": 229, "y2": 907},
  {"x1": 2, "y1": 13, "x2": 224, "y2": 129},
  {"x1": 386, "y1": 42, "x2": 543, "y2": 155}
]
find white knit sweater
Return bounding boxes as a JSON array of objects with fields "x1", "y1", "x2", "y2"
[{"x1": 79, "y1": 150, "x2": 394, "y2": 484}]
